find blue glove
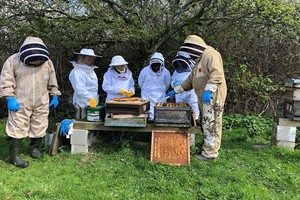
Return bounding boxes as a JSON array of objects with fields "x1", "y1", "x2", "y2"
[
  {"x1": 59, "y1": 119, "x2": 75, "y2": 136},
  {"x1": 173, "y1": 81, "x2": 181, "y2": 87},
  {"x1": 49, "y1": 96, "x2": 59, "y2": 109},
  {"x1": 166, "y1": 90, "x2": 176, "y2": 97},
  {"x1": 6, "y1": 96, "x2": 20, "y2": 111},
  {"x1": 202, "y1": 90, "x2": 212, "y2": 104}
]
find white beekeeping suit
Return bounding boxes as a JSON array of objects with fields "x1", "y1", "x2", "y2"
[
  {"x1": 171, "y1": 52, "x2": 200, "y2": 119},
  {"x1": 102, "y1": 55, "x2": 135, "y2": 103},
  {"x1": 69, "y1": 48, "x2": 101, "y2": 119},
  {"x1": 138, "y1": 52, "x2": 171, "y2": 120}
]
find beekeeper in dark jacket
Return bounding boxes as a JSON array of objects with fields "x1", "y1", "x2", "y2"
[{"x1": 0, "y1": 36, "x2": 61, "y2": 168}]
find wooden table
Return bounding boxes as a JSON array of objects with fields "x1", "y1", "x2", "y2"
[
  {"x1": 72, "y1": 121, "x2": 199, "y2": 134},
  {"x1": 51, "y1": 120, "x2": 199, "y2": 155}
]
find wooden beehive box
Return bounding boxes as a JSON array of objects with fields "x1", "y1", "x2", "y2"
[
  {"x1": 105, "y1": 97, "x2": 150, "y2": 115},
  {"x1": 151, "y1": 130, "x2": 190, "y2": 166},
  {"x1": 154, "y1": 103, "x2": 191, "y2": 127},
  {"x1": 283, "y1": 99, "x2": 300, "y2": 121},
  {"x1": 284, "y1": 88, "x2": 300, "y2": 101},
  {"x1": 284, "y1": 78, "x2": 300, "y2": 88},
  {"x1": 283, "y1": 79, "x2": 300, "y2": 121}
]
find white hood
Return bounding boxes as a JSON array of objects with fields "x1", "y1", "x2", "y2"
[
  {"x1": 107, "y1": 66, "x2": 132, "y2": 80},
  {"x1": 149, "y1": 52, "x2": 165, "y2": 75}
]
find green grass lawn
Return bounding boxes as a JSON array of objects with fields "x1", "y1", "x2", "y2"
[{"x1": 0, "y1": 119, "x2": 300, "y2": 200}]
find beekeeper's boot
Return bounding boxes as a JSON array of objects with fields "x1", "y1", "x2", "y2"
[
  {"x1": 30, "y1": 138, "x2": 42, "y2": 159},
  {"x1": 9, "y1": 137, "x2": 29, "y2": 168}
]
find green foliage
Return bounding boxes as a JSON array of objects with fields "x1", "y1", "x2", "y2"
[
  {"x1": 225, "y1": 63, "x2": 284, "y2": 113},
  {"x1": 234, "y1": 64, "x2": 276, "y2": 101},
  {"x1": 0, "y1": 0, "x2": 299, "y2": 115},
  {"x1": 223, "y1": 114, "x2": 273, "y2": 137}
]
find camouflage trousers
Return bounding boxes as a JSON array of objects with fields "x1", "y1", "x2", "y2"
[{"x1": 200, "y1": 100, "x2": 224, "y2": 158}]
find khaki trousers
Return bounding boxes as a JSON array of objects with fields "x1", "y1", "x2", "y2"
[{"x1": 6, "y1": 104, "x2": 49, "y2": 139}]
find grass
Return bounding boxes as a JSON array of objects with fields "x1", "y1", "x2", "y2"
[{"x1": 0, "y1": 119, "x2": 300, "y2": 199}]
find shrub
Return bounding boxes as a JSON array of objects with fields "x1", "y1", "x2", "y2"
[{"x1": 223, "y1": 114, "x2": 273, "y2": 137}]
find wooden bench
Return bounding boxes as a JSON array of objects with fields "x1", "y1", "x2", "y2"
[{"x1": 51, "y1": 121, "x2": 199, "y2": 155}]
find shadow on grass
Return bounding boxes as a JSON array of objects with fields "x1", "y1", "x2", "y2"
[{"x1": 91, "y1": 131, "x2": 152, "y2": 159}]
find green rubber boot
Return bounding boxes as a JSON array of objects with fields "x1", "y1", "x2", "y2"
[
  {"x1": 30, "y1": 138, "x2": 42, "y2": 159},
  {"x1": 9, "y1": 137, "x2": 29, "y2": 168}
]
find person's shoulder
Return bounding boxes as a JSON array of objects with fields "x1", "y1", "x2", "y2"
[
  {"x1": 6, "y1": 53, "x2": 19, "y2": 62},
  {"x1": 71, "y1": 68, "x2": 87, "y2": 76},
  {"x1": 204, "y1": 46, "x2": 221, "y2": 55},
  {"x1": 163, "y1": 68, "x2": 171, "y2": 74},
  {"x1": 139, "y1": 66, "x2": 148, "y2": 73},
  {"x1": 103, "y1": 69, "x2": 113, "y2": 77}
]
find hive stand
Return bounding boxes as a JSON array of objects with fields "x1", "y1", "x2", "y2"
[{"x1": 271, "y1": 117, "x2": 300, "y2": 149}]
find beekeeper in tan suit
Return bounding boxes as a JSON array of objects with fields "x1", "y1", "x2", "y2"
[
  {"x1": 167, "y1": 35, "x2": 227, "y2": 160},
  {"x1": 0, "y1": 36, "x2": 61, "y2": 168}
]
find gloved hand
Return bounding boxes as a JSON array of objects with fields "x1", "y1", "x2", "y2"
[
  {"x1": 89, "y1": 98, "x2": 96, "y2": 107},
  {"x1": 166, "y1": 90, "x2": 176, "y2": 97},
  {"x1": 173, "y1": 81, "x2": 181, "y2": 87},
  {"x1": 126, "y1": 90, "x2": 133, "y2": 97},
  {"x1": 59, "y1": 119, "x2": 75, "y2": 136},
  {"x1": 119, "y1": 89, "x2": 127, "y2": 95},
  {"x1": 6, "y1": 96, "x2": 20, "y2": 111},
  {"x1": 49, "y1": 96, "x2": 59, "y2": 109},
  {"x1": 202, "y1": 90, "x2": 212, "y2": 104}
]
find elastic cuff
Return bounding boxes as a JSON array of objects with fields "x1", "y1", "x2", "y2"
[
  {"x1": 174, "y1": 85, "x2": 184, "y2": 94},
  {"x1": 6, "y1": 96, "x2": 14, "y2": 100},
  {"x1": 204, "y1": 84, "x2": 217, "y2": 92}
]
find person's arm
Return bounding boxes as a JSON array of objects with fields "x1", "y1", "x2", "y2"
[
  {"x1": 47, "y1": 60, "x2": 61, "y2": 96},
  {"x1": 129, "y1": 77, "x2": 135, "y2": 95},
  {"x1": 70, "y1": 70, "x2": 93, "y2": 99},
  {"x1": 201, "y1": 49, "x2": 225, "y2": 104},
  {"x1": 164, "y1": 71, "x2": 171, "y2": 91},
  {"x1": 203, "y1": 49, "x2": 224, "y2": 92},
  {"x1": 102, "y1": 72, "x2": 120, "y2": 94},
  {"x1": 179, "y1": 70, "x2": 194, "y2": 91},
  {"x1": 138, "y1": 69, "x2": 145, "y2": 89},
  {"x1": 0, "y1": 56, "x2": 16, "y2": 98}
]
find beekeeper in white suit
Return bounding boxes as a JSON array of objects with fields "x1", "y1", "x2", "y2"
[
  {"x1": 0, "y1": 36, "x2": 61, "y2": 168},
  {"x1": 171, "y1": 52, "x2": 199, "y2": 120},
  {"x1": 138, "y1": 52, "x2": 171, "y2": 120},
  {"x1": 69, "y1": 48, "x2": 102, "y2": 119},
  {"x1": 102, "y1": 55, "x2": 135, "y2": 143},
  {"x1": 102, "y1": 55, "x2": 135, "y2": 103}
]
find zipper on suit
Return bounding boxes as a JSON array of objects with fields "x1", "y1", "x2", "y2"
[{"x1": 32, "y1": 67, "x2": 35, "y2": 107}]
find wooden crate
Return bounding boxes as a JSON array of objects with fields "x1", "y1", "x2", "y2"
[
  {"x1": 154, "y1": 103, "x2": 191, "y2": 127},
  {"x1": 105, "y1": 100, "x2": 150, "y2": 115},
  {"x1": 151, "y1": 130, "x2": 190, "y2": 166}
]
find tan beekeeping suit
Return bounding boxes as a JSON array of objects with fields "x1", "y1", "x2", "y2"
[
  {"x1": 180, "y1": 36, "x2": 227, "y2": 158},
  {"x1": 0, "y1": 36, "x2": 61, "y2": 138}
]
